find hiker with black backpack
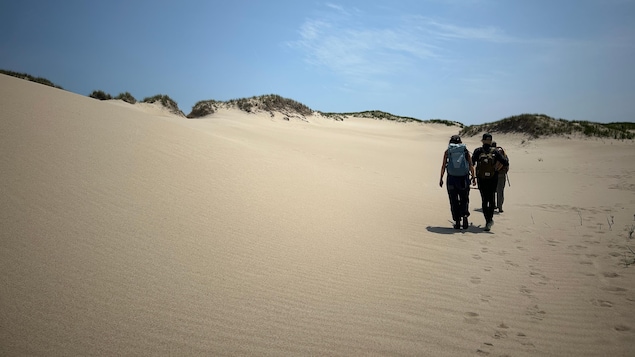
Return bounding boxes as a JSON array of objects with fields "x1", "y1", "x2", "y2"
[
  {"x1": 439, "y1": 135, "x2": 476, "y2": 230},
  {"x1": 471, "y1": 134, "x2": 509, "y2": 231},
  {"x1": 491, "y1": 141, "x2": 509, "y2": 213}
]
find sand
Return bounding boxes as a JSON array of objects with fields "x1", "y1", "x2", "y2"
[{"x1": 1, "y1": 73, "x2": 635, "y2": 356}]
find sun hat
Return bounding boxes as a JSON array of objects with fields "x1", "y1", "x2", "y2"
[{"x1": 449, "y1": 135, "x2": 462, "y2": 144}]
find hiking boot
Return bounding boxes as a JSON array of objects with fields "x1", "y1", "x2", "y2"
[
  {"x1": 498, "y1": 207, "x2": 504, "y2": 213},
  {"x1": 454, "y1": 220, "x2": 461, "y2": 229},
  {"x1": 462, "y1": 216, "x2": 469, "y2": 229},
  {"x1": 484, "y1": 220, "x2": 494, "y2": 231}
]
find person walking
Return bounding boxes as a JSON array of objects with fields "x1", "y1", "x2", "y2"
[
  {"x1": 439, "y1": 135, "x2": 476, "y2": 229},
  {"x1": 491, "y1": 141, "x2": 509, "y2": 213},
  {"x1": 471, "y1": 134, "x2": 509, "y2": 231}
]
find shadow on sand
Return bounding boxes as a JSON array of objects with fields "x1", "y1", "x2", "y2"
[
  {"x1": 425, "y1": 226, "x2": 461, "y2": 235},
  {"x1": 426, "y1": 221, "x2": 488, "y2": 235}
]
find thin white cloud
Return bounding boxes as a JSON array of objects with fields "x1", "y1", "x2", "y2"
[
  {"x1": 290, "y1": 3, "x2": 626, "y2": 95},
  {"x1": 291, "y1": 13, "x2": 441, "y2": 84},
  {"x1": 289, "y1": 5, "x2": 518, "y2": 86},
  {"x1": 415, "y1": 17, "x2": 513, "y2": 43},
  {"x1": 324, "y1": 2, "x2": 346, "y2": 14}
]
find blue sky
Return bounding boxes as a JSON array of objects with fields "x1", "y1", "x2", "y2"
[{"x1": 1, "y1": 0, "x2": 634, "y2": 125}]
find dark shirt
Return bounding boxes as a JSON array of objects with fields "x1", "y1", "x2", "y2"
[{"x1": 471, "y1": 145, "x2": 509, "y2": 169}]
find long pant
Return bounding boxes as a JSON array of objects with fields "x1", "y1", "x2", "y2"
[
  {"x1": 496, "y1": 173, "x2": 506, "y2": 210},
  {"x1": 477, "y1": 176, "x2": 498, "y2": 223},
  {"x1": 446, "y1": 175, "x2": 470, "y2": 222}
]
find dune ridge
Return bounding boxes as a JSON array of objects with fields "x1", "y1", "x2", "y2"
[{"x1": 1, "y1": 73, "x2": 635, "y2": 356}]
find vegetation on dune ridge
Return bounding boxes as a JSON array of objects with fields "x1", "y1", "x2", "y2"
[
  {"x1": 1, "y1": 69, "x2": 64, "y2": 89},
  {"x1": 90, "y1": 89, "x2": 183, "y2": 116},
  {"x1": 187, "y1": 94, "x2": 313, "y2": 119},
  {"x1": 89, "y1": 90, "x2": 113, "y2": 101},
  {"x1": 424, "y1": 119, "x2": 464, "y2": 127},
  {"x1": 189, "y1": 99, "x2": 459, "y2": 126},
  {"x1": 89, "y1": 90, "x2": 136, "y2": 104},
  {"x1": 116, "y1": 92, "x2": 137, "y2": 104},
  {"x1": 320, "y1": 110, "x2": 422, "y2": 123},
  {"x1": 320, "y1": 111, "x2": 462, "y2": 127},
  {"x1": 142, "y1": 94, "x2": 185, "y2": 117},
  {"x1": 187, "y1": 99, "x2": 222, "y2": 118},
  {"x1": 1, "y1": 69, "x2": 180, "y2": 115},
  {"x1": 2, "y1": 69, "x2": 633, "y2": 139},
  {"x1": 460, "y1": 113, "x2": 634, "y2": 140}
]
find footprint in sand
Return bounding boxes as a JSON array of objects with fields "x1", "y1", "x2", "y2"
[
  {"x1": 615, "y1": 325, "x2": 631, "y2": 332},
  {"x1": 493, "y1": 329, "x2": 508, "y2": 339},
  {"x1": 476, "y1": 342, "x2": 494, "y2": 355},
  {"x1": 526, "y1": 305, "x2": 546, "y2": 320},
  {"x1": 530, "y1": 271, "x2": 550, "y2": 283},
  {"x1": 517, "y1": 332, "x2": 535, "y2": 347},
  {"x1": 464, "y1": 312, "x2": 480, "y2": 324},
  {"x1": 471, "y1": 276, "x2": 482, "y2": 284},
  {"x1": 519, "y1": 286, "x2": 536, "y2": 300},
  {"x1": 505, "y1": 260, "x2": 519, "y2": 267},
  {"x1": 602, "y1": 272, "x2": 620, "y2": 278},
  {"x1": 475, "y1": 348, "x2": 490, "y2": 356},
  {"x1": 481, "y1": 247, "x2": 489, "y2": 253},
  {"x1": 472, "y1": 254, "x2": 482, "y2": 260},
  {"x1": 591, "y1": 299, "x2": 613, "y2": 308},
  {"x1": 601, "y1": 286, "x2": 628, "y2": 293}
]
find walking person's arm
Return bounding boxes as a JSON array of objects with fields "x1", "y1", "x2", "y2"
[
  {"x1": 471, "y1": 147, "x2": 481, "y2": 184},
  {"x1": 439, "y1": 150, "x2": 448, "y2": 187},
  {"x1": 466, "y1": 151, "x2": 476, "y2": 186}
]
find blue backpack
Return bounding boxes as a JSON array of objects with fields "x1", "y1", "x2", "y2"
[{"x1": 447, "y1": 143, "x2": 469, "y2": 176}]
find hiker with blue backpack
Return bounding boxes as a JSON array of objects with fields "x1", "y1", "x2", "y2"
[
  {"x1": 471, "y1": 134, "x2": 509, "y2": 231},
  {"x1": 439, "y1": 135, "x2": 476, "y2": 230}
]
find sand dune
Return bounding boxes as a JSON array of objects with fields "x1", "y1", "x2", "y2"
[{"x1": 1, "y1": 73, "x2": 635, "y2": 356}]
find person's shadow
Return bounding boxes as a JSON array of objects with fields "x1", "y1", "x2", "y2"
[
  {"x1": 425, "y1": 226, "x2": 461, "y2": 235},
  {"x1": 426, "y1": 221, "x2": 487, "y2": 234}
]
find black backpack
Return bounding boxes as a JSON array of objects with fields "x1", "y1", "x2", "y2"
[{"x1": 476, "y1": 147, "x2": 497, "y2": 179}]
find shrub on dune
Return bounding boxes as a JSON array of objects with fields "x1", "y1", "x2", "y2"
[
  {"x1": 89, "y1": 90, "x2": 112, "y2": 100},
  {"x1": 142, "y1": 94, "x2": 185, "y2": 117},
  {"x1": 115, "y1": 92, "x2": 137, "y2": 104}
]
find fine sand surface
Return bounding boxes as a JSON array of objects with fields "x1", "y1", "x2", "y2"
[{"x1": 2, "y1": 73, "x2": 635, "y2": 356}]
